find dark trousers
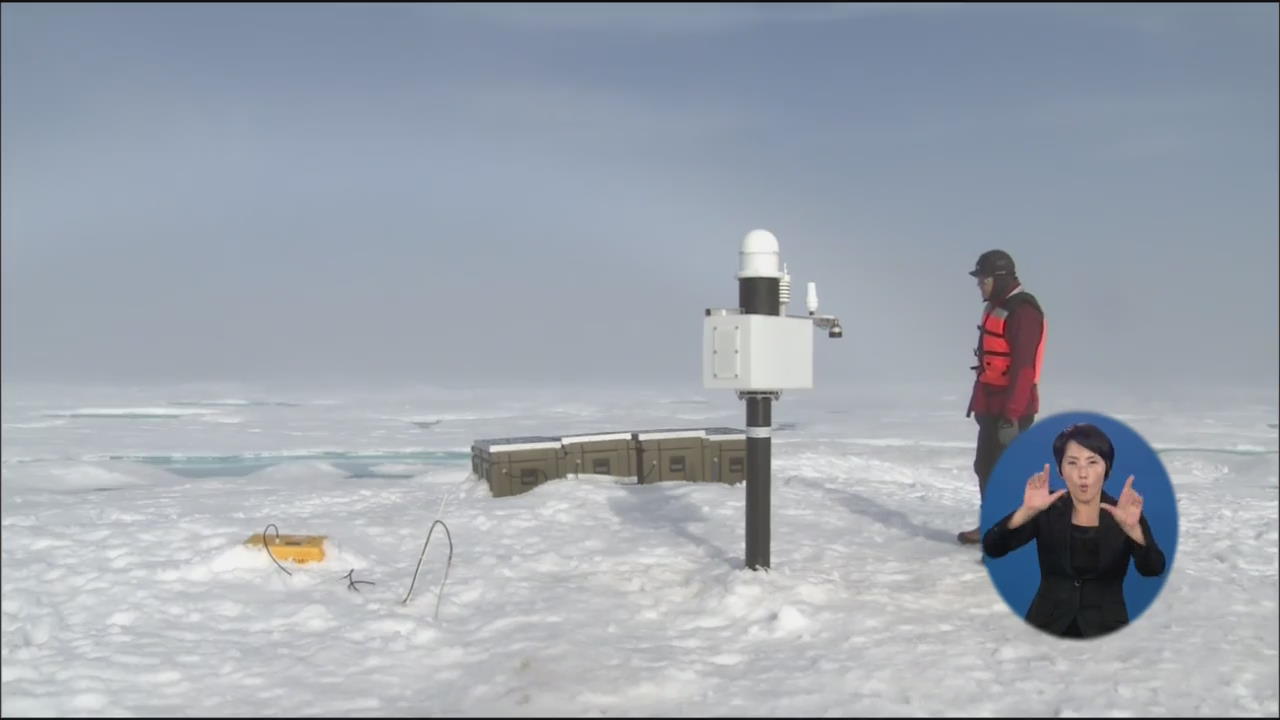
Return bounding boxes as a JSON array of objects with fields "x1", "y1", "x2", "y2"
[{"x1": 973, "y1": 414, "x2": 1035, "y2": 499}]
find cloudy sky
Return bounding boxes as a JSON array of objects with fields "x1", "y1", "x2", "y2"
[{"x1": 2, "y1": 3, "x2": 1276, "y2": 390}]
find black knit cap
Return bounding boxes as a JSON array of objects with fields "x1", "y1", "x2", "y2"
[{"x1": 968, "y1": 249, "x2": 1016, "y2": 278}]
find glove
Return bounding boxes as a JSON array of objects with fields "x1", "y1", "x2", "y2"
[{"x1": 997, "y1": 420, "x2": 1020, "y2": 447}]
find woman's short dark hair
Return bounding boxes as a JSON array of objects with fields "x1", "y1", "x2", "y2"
[{"x1": 1053, "y1": 423, "x2": 1114, "y2": 479}]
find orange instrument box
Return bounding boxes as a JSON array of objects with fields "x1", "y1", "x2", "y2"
[{"x1": 245, "y1": 533, "x2": 327, "y2": 564}]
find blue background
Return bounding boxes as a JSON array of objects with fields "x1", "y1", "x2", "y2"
[{"x1": 981, "y1": 411, "x2": 1180, "y2": 628}]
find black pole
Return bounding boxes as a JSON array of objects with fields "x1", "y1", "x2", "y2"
[
  {"x1": 739, "y1": 277, "x2": 780, "y2": 317},
  {"x1": 632, "y1": 432, "x2": 644, "y2": 485},
  {"x1": 745, "y1": 395, "x2": 772, "y2": 570},
  {"x1": 739, "y1": 274, "x2": 779, "y2": 571}
]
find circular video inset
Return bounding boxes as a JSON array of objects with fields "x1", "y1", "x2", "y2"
[{"x1": 980, "y1": 411, "x2": 1179, "y2": 639}]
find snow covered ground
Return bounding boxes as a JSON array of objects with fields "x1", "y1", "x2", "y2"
[{"x1": 2, "y1": 379, "x2": 1276, "y2": 716}]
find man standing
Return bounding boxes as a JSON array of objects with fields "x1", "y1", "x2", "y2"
[{"x1": 958, "y1": 250, "x2": 1046, "y2": 545}]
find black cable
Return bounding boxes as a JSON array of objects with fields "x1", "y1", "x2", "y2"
[
  {"x1": 642, "y1": 460, "x2": 657, "y2": 483},
  {"x1": 261, "y1": 523, "x2": 293, "y2": 577},
  {"x1": 613, "y1": 460, "x2": 657, "y2": 486},
  {"x1": 259, "y1": 510, "x2": 457, "y2": 615},
  {"x1": 401, "y1": 519, "x2": 454, "y2": 620},
  {"x1": 342, "y1": 568, "x2": 376, "y2": 592}
]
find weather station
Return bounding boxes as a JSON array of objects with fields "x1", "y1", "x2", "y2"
[{"x1": 703, "y1": 229, "x2": 842, "y2": 570}]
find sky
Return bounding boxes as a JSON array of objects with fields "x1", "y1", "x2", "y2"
[{"x1": 2, "y1": 3, "x2": 1277, "y2": 389}]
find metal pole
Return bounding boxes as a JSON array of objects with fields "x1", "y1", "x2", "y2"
[
  {"x1": 739, "y1": 277, "x2": 781, "y2": 317},
  {"x1": 632, "y1": 432, "x2": 644, "y2": 485},
  {"x1": 745, "y1": 394, "x2": 772, "y2": 570},
  {"x1": 739, "y1": 274, "x2": 779, "y2": 571}
]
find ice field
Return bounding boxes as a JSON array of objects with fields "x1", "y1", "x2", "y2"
[{"x1": 1, "y1": 379, "x2": 1276, "y2": 716}]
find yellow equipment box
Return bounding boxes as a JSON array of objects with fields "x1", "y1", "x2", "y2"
[{"x1": 245, "y1": 533, "x2": 327, "y2": 564}]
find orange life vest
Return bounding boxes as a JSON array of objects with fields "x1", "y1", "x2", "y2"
[{"x1": 974, "y1": 291, "x2": 1046, "y2": 387}]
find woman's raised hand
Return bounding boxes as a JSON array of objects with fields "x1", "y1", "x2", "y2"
[
  {"x1": 1101, "y1": 475, "x2": 1146, "y2": 543},
  {"x1": 1022, "y1": 463, "x2": 1066, "y2": 513}
]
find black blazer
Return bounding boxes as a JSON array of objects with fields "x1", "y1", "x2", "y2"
[{"x1": 983, "y1": 490, "x2": 1166, "y2": 637}]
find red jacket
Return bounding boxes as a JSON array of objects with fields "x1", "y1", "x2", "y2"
[{"x1": 967, "y1": 286, "x2": 1044, "y2": 421}]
